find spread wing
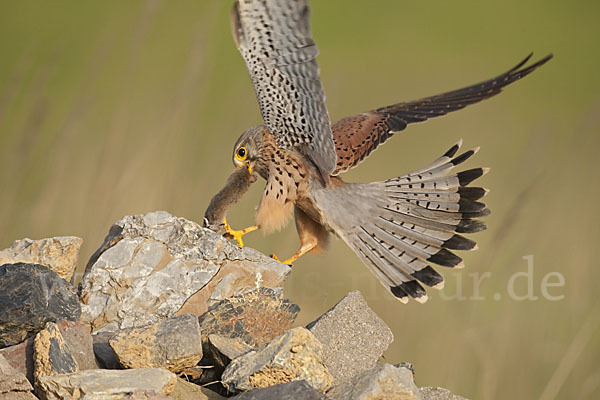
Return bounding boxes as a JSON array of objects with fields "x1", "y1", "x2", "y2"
[
  {"x1": 231, "y1": 0, "x2": 337, "y2": 178},
  {"x1": 332, "y1": 53, "x2": 553, "y2": 175}
]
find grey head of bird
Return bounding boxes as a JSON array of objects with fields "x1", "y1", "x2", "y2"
[{"x1": 232, "y1": 125, "x2": 268, "y2": 178}]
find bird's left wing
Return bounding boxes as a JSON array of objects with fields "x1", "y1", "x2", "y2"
[
  {"x1": 231, "y1": 0, "x2": 337, "y2": 178},
  {"x1": 331, "y1": 53, "x2": 553, "y2": 175}
]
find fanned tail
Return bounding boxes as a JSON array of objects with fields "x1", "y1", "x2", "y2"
[{"x1": 318, "y1": 141, "x2": 489, "y2": 303}]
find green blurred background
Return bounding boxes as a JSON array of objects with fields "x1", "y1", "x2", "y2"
[{"x1": 1, "y1": 1, "x2": 598, "y2": 398}]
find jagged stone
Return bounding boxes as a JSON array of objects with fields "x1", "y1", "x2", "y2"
[
  {"x1": 79, "y1": 211, "x2": 290, "y2": 333},
  {"x1": 91, "y1": 332, "x2": 121, "y2": 370},
  {"x1": 222, "y1": 327, "x2": 332, "y2": 394},
  {"x1": 0, "y1": 353, "x2": 35, "y2": 399},
  {"x1": 231, "y1": 380, "x2": 326, "y2": 399},
  {"x1": 199, "y1": 287, "x2": 299, "y2": 348},
  {"x1": 206, "y1": 334, "x2": 254, "y2": 370},
  {"x1": 196, "y1": 335, "x2": 255, "y2": 388},
  {"x1": 0, "y1": 337, "x2": 34, "y2": 383},
  {"x1": 327, "y1": 364, "x2": 421, "y2": 400},
  {"x1": 109, "y1": 314, "x2": 203, "y2": 373},
  {"x1": 306, "y1": 291, "x2": 393, "y2": 384},
  {"x1": 419, "y1": 387, "x2": 469, "y2": 400},
  {"x1": 170, "y1": 378, "x2": 226, "y2": 400},
  {"x1": 33, "y1": 322, "x2": 79, "y2": 384},
  {"x1": 0, "y1": 236, "x2": 83, "y2": 283},
  {"x1": 0, "y1": 263, "x2": 81, "y2": 348},
  {"x1": 36, "y1": 368, "x2": 177, "y2": 400},
  {"x1": 53, "y1": 321, "x2": 97, "y2": 371}
]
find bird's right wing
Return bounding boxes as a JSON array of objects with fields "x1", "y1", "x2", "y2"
[
  {"x1": 231, "y1": 0, "x2": 337, "y2": 179},
  {"x1": 331, "y1": 53, "x2": 553, "y2": 175}
]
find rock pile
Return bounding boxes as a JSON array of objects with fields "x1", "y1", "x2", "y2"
[{"x1": 0, "y1": 211, "x2": 468, "y2": 399}]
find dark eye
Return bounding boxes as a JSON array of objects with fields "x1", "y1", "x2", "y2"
[{"x1": 237, "y1": 147, "x2": 247, "y2": 159}]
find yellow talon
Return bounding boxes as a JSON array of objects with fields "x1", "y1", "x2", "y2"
[
  {"x1": 223, "y1": 218, "x2": 258, "y2": 248},
  {"x1": 270, "y1": 253, "x2": 292, "y2": 265},
  {"x1": 271, "y1": 243, "x2": 315, "y2": 265}
]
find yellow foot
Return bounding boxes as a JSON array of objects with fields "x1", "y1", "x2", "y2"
[
  {"x1": 223, "y1": 218, "x2": 258, "y2": 248},
  {"x1": 270, "y1": 243, "x2": 316, "y2": 265},
  {"x1": 270, "y1": 253, "x2": 292, "y2": 266}
]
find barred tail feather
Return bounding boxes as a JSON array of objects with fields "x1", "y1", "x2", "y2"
[{"x1": 321, "y1": 141, "x2": 489, "y2": 303}]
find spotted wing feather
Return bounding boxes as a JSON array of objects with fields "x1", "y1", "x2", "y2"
[
  {"x1": 315, "y1": 142, "x2": 489, "y2": 303},
  {"x1": 332, "y1": 53, "x2": 553, "y2": 175},
  {"x1": 232, "y1": 0, "x2": 336, "y2": 177}
]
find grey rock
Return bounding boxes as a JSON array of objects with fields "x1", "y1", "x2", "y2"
[
  {"x1": 79, "y1": 211, "x2": 290, "y2": 333},
  {"x1": 206, "y1": 334, "x2": 254, "y2": 370},
  {"x1": 108, "y1": 314, "x2": 203, "y2": 373},
  {"x1": 222, "y1": 327, "x2": 332, "y2": 394},
  {"x1": 36, "y1": 368, "x2": 177, "y2": 400},
  {"x1": 119, "y1": 390, "x2": 175, "y2": 400},
  {"x1": 170, "y1": 378, "x2": 227, "y2": 400},
  {"x1": 306, "y1": 291, "x2": 393, "y2": 384},
  {"x1": 92, "y1": 332, "x2": 121, "y2": 370},
  {"x1": 199, "y1": 287, "x2": 299, "y2": 348},
  {"x1": 0, "y1": 236, "x2": 83, "y2": 283},
  {"x1": 419, "y1": 387, "x2": 469, "y2": 400},
  {"x1": 196, "y1": 335, "x2": 255, "y2": 388},
  {"x1": 0, "y1": 353, "x2": 35, "y2": 398},
  {"x1": 327, "y1": 364, "x2": 421, "y2": 400},
  {"x1": 231, "y1": 380, "x2": 326, "y2": 399},
  {"x1": 0, "y1": 263, "x2": 81, "y2": 348},
  {"x1": 33, "y1": 322, "x2": 79, "y2": 384}
]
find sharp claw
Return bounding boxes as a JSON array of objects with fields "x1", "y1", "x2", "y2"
[
  {"x1": 270, "y1": 254, "x2": 293, "y2": 266},
  {"x1": 222, "y1": 219, "x2": 258, "y2": 248}
]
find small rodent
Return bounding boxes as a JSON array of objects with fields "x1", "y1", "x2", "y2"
[{"x1": 203, "y1": 167, "x2": 257, "y2": 231}]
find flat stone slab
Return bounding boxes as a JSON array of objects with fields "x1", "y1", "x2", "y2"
[
  {"x1": 0, "y1": 337, "x2": 35, "y2": 383},
  {"x1": 36, "y1": 368, "x2": 177, "y2": 400},
  {"x1": 231, "y1": 380, "x2": 326, "y2": 399},
  {"x1": 0, "y1": 353, "x2": 35, "y2": 398},
  {"x1": 222, "y1": 327, "x2": 332, "y2": 394},
  {"x1": 0, "y1": 236, "x2": 83, "y2": 282},
  {"x1": 420, "y1": 387, "x2": 469, "y2": 400},
  {"x1": 79, "y1": 211, "x2": 290, "y2": 333},
  {"x1": 109, "y1": 314, "x2": 203, "y2": 373},
  {"x1": 170, "y1": 378, "x2": 227, "y2": 400},
  {"x1": 327, "y1": 364, "x2": 421, "y2": 400},
  {"x1": 0, "y1": 263, "x2": 81, "y2": 348},
  {"x1": 306, "y1": 291, "x2": 393, "y2": 384}
]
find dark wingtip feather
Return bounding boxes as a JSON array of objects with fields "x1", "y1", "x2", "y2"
[
  {"x1": 443, "y1": 140, "x2": 462, "y2": 158},
  {"x1": 458, "y1": 187, "x2": 488, "y2": 201},
  {"x1": 412, "y1": 266, "x2": 444, "y2": 288},
  {"x1": 396, "y1": 281, "x2": 428, "y2": 303},
  {"x1": 458, "y1": 168, "x2": 489, "y2": 186},
  {"x1": 457, "y1": 219, "x2": 487, "y2": 233},
  {"x1": 443, "y1": 234, "x2": 477, "y2": 250},
  {"x1": 390, "y1": 285, "x2": 409, "y2": 303},
  {"x1": 465, "y1": 208, "x2": 491, "y2": 218},
  {"x1": 428, "y1": 248, "x2": 463, "y2": 267},
  {"x1": 451, "y1": 150, "x2": 475, "y2": 167},
  {"x1": 509, "y1": 52, "x2": 534, "y2": 72},
  {"x1": 458, "y1": 198, "x2": 487, "y2": 213}
]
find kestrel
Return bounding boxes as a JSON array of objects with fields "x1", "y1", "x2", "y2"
[{"x1": 208, "y1": 0, "x2": 552, "y2": 303}]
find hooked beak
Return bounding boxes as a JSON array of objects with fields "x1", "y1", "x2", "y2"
[{"x1": 236, "y1": 160, "x2": 253, "y2": 175}]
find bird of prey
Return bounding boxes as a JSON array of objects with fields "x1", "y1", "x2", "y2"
[{"x1": 211, "y1": 0, "x2": 552, "y2": 303}]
